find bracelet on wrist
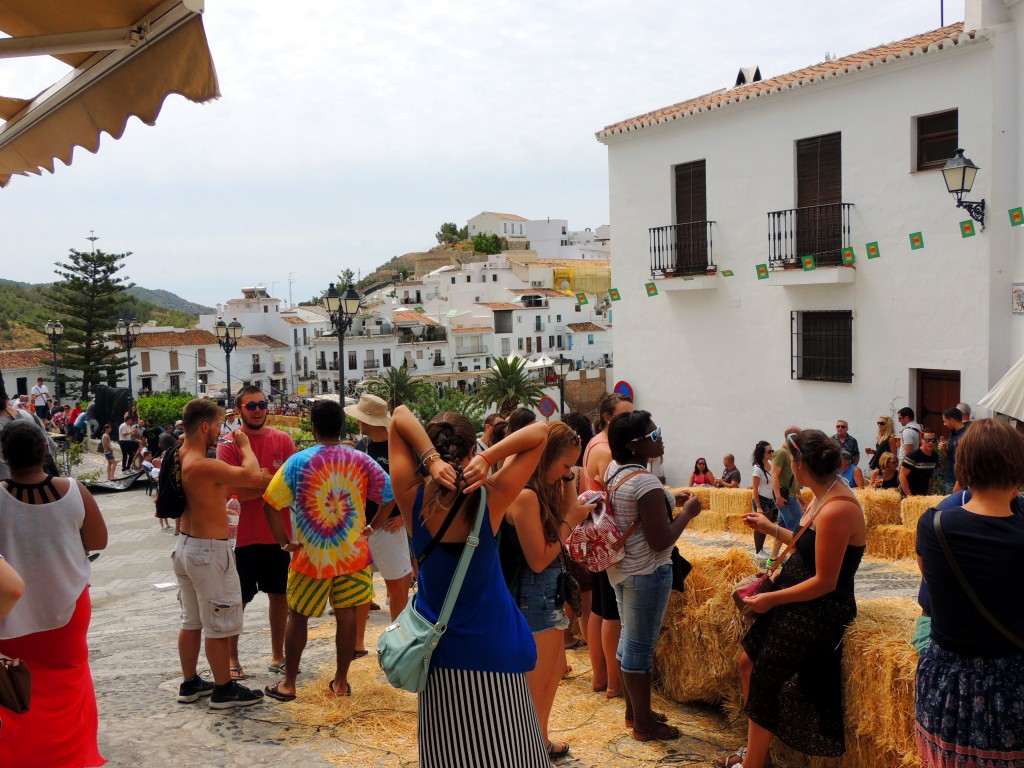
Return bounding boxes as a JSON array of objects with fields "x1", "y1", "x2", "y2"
[
  {"x1": 421, "y1": 452, "x2": 441, "y2": 469},
  {"x1": 478, "y1": 451, "x2": 492, "y2": 468}
]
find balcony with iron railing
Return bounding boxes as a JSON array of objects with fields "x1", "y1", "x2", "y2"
[
  {"x1": 432, "y1": 357, "x2": 447, "y2": 367},
  {"x1": 315, "y1": 360, "x2": 339, "y2": 371},
  {"x1": 455, "y1": 345, "x2": 489, "y2": 358},
  {"x1": 273, "y1": 363, "x2": 285, "y2": 374},
  {"x1": 768, "y1": 203, "x2": 853, "y2": 269},
  {"x1": 251, "y1": 364, "x2": 265, "y2": 374},
  {"x1": 397, "y1": 328, "x2": 448, "y2": 345},
  {"x1": 363, "y1": 359, "x2": 381, "y2": 370},
  {"x1": 649, "y1": 221, "x2": 716, "y2": 278}
]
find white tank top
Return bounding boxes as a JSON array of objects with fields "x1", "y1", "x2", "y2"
[{"x1": 0, "y1": 479, "x2": 91, "y2": 639}]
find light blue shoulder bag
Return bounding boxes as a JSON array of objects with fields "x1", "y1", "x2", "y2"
[{"x1": 376, "y1": 487, "x2": 486, "y2": 693}]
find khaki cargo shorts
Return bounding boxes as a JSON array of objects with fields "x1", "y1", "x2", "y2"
[{"x1": 171, "y1": 534, "x2": 243, "y2": 639}]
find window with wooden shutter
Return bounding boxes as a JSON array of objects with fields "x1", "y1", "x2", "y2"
[
  {"x1": 197, "y1": 348, "x2": 206, "y2": 367},
  {"x1": 141, "y1": 351, "x2": 150, "y2": 372},
  {"x1": 169, "y1": 351, "x2": 178, "y2": 370},
  {"x1": 674, "y1": 160, "x2": 707, "y2": 224},
  {"x1": 796, "y1": 133, "x2": 843, "y2": 265},
  {"x1": 916, "y1": 110, "x2": 957, "y2": 171}
]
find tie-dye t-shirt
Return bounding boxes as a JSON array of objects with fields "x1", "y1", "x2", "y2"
[{"x1": 263, "y1": 444, "x2": 394, "y2": 579}]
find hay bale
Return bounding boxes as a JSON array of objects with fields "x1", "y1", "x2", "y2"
[
  {"x1": 854, "y1": 488, "x2": 902, "y2": 527},
  {"x1": 866, "y1": 525, "x2": 918, "y2": 561},
  {"x1": 671, "y1": 486, "x2": 721, "y2": 532},
  {"x1": 799, "y1": 487, "x2": 813, "y2": 505},
  {"x1": 724, "y1": 514, "x2": 751, "y2": 535},
  {"x1": 710, "y1": 488, "x2": 753, "y2": 516},
  {"x1": 900, "y1": 495, "x2": 944, "y2": 529}
]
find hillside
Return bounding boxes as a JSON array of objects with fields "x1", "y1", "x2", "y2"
[
  {"x1": 126, "y1": 287, "x2": 214, "y2": 315},
  {"x1": 0, "y1": 280, "x2": 202, "y2": 349},
  {"x1": 359, "y1": 243, "x2": 488, "y2": 288}
]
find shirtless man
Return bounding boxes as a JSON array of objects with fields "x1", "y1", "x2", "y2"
[{"x1": 171, "y1": 398, "x2": 265, "y2": 709}]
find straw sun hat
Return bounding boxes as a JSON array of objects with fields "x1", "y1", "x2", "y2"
[{"x1": 344, "y1": 393, "x2": 391, "y2": 428}]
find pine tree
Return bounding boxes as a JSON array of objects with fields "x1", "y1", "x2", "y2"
[{"x1": 47, "y1": 247, "x2": 134, "y2": 400}]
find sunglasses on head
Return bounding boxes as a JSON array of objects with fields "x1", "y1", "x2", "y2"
[
  {"x1": 632, "y1": 426, "x2": 662, "y2": 443},
  {"x1": 243, "y1": 401, "x2": 269, "y2": 412},
  {"x1": 787, "y1": 433, "x2": 802, "y2": 458}
]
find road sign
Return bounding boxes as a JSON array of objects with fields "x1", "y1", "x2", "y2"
[
  {"x1": 538, "y1": 396, "x2": 557, "y2": 418},
  {"x1": 614, "y1": 381, "x2": 633, "y2": 400},
  {"x1": 297, "y1": 385, "x2": 308, "y2": 395}
]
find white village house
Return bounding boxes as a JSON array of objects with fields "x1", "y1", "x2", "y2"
[{"x1": 598, "y1": 1, "x2": 1024, "y2": 483}]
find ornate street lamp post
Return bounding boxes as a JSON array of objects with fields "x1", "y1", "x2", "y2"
[
  {"x1": 215, "y1": 317, "x2": 243, "y2": 405},
  {"x1": 45, "y1": 320, "x2": 63, "y2": 398},
  {"x1": 553, "y1": 353, "x2": 571, "y2": 416},
  {"x1": 941, "y1": 148, "x2": 986, "y2": 229},
  {"x1": 322, "y1": 282, "x2": 361, "y2": 400},
  {"x1": 115, "y1": 318, "x2": 142, "y2": 401}
]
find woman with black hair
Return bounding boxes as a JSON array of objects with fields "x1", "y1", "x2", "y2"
[
  {"x1": 750, "y1": 441, "x2": 777, "y2": 555},
  {"x1": 389, "y1": 405, "x2": 552, "y2": 768},
  {"x1": 605, "y1": 410, "x2": 701, "y2": 741},
  {"x1": 715, "y1": 430, "x2": 866, "y2": 768},
  {"x1": 507, "y1": 406, "x2": 537, "y2": 434}
]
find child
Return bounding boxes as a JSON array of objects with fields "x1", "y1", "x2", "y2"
[{"x1": 101, "y1": 423, "x2": 116, "y2": 481}]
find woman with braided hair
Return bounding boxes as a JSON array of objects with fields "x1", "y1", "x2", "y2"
[
  {"x1": 389, "y1": 405, "x2": 553, "y2": 768},
  {"x1": 504, "y1": 422, "x2": 596, "y2": 758}
]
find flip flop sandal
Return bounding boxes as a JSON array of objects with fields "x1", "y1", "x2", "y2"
[
  {"x1": 229, "y1": 665, "x2": 247, "y2": 681},
  {"x1": 625, "y1": 711, "x2": 669, "y2": 729},
  {"x1": 713, "y1": 747, "x2": 747, "y2": 767},
  {"x1": 563, "y1": 638, "x2": 586, "y2": 650},
  {"x1": 547, "y1": 741, "x2": 571, "y2": 759},
  {"x1": 631, "y1": 722, "x2": 681, "y2": 742},
  {"x1": 326, "y1": 682, "x2": 352, "y2": 696},
  {"x1": 263, "y1": 683, "x2": 296, "y2": 702},
  {"x1": 268, "y1": 660, "x2": 301, "y2": 675}
]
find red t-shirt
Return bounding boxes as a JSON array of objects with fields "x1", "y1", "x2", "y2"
[{"x1": 217, "y1": 427, "x2": 296, "y2": 547}]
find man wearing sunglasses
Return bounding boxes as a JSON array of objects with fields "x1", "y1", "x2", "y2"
[
  {"x1": 217, "y1": 386, "x2": 297, "y2": 679},
  {"x1": 831, "y1": 421, "x2": 860, "y2": 466},
  {"x1": 900, "y1": 429, "x2": 939, "y2": 497}
]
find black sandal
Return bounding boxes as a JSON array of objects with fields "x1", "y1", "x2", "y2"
[
  {"x1": 631, "y1": 721, "x2": 681, "y2": 742},
  {"x1": 625, "y1": 710, "x2": 668, "y2": 729}
]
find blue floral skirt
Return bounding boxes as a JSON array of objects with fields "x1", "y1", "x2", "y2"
[{"x1": 916, "y1": 641, "x2": 1024, "y2": 767}]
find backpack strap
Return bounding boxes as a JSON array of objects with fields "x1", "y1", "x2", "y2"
[{"x1": 606, "y1": 468, "x2": 647, "y2": 541}]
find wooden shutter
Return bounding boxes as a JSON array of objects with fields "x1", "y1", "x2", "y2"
[
  {"x1": 674, "y1": 160, "x2": 707, "y2": 224},
  {"x1": 796, "y1": 133, "x2": 841, "y2": 207},
  {"x1": 141, "y1": 351, "x2": 150, "y2": 372},
  {"x1": 169, "y1": 351, "x2": 178, "y2": 370}
]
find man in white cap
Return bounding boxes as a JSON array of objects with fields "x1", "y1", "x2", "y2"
[
  {"x1": 344, "y1": 393, "x2": 412, "y2": 654},
  {"x1": 221, "y1": 407, "x2": 242, "y2": 436}
]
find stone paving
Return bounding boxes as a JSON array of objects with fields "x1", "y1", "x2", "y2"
[{"x1": 84, "y1": 484, "x2": 918, "y2": 768}]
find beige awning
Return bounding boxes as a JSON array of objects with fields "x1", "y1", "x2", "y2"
[
  {"x1": 0, "y1": 0, "x2": 219, "y2": 187},
  {"x1": 979, "y1": 355, "x2": 1024, "y2": 421}
]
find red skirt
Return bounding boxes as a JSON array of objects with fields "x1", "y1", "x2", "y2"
[{"x1": 0, "y1": 588, "x2": 105, "y2": 767}]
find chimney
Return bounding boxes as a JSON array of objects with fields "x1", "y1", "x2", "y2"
[
  {"x1": 734, "y1": 66, "x2": 762, "y2": 87},
  {"x1": 964, "y1": 0, "x2": 1010, "y2": 31}
]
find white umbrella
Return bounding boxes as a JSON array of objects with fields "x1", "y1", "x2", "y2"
[
  {"x1": 979, "y1": 354, "x2": 1024, "y2": 420},
  {"x1": 526, "y1": 355, "x2": 555, "y2": 370}
]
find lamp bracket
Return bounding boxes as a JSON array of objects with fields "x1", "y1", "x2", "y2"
[{"x1": 956, "y1": 197, "x2": 986, "y2": 229}]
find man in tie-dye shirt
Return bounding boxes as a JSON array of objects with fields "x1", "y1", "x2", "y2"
[{"x1": 261, "y1": 400, "x2": 394, "y2": 701}]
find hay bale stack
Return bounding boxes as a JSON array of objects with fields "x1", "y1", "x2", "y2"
[
  {"x1": 671, "y1": 486, "x2": 720, "y2": 532},
  {"x1": 724, "y1": 514, "x2": 751, "y2": 535},
  {"x1": 710, "y1": 488, "x2": 753, "y2": 516},
  {"x1": 854, "y1": 488, "x2": 902, "y2": 527},
  {"x1": 900, "y1": 495, "x2": 944, "y2": 529},
  {"x1": 866, "y1": 525, "x2": 918, "y2": 561}
]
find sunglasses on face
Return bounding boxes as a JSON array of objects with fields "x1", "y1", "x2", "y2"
[
  {"x1": 836, "y1": 425, "x2": 847, "y2": 430},
  {"x1": 243, "y1": 401, "x2": 269, "y2": 412},
  {"x1": 766, "y1": 449, "x2": 774, "y2": 455},
  {"x1": 633, "y1": 426, "x2": 662, "y2": 443},
  {"x1": 877, "y1": 421, "x2": 886, "y2": 426},
  {"x1": 923, "y1": 438, "x2": 937, "y2": 443}
]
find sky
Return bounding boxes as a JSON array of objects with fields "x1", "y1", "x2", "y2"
[{"x1": 0, "y1": 1, "x2": 962, "y2": 309}]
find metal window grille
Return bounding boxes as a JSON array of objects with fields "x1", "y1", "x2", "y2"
[{"x1": 791, "y1": 310, "x2": 853, "y2": 382}]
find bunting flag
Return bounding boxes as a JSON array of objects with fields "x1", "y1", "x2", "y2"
[
  {"x1": 575, "y1": 292, "x2": 588, "y2": 305},
  {"x1": 721, "y1": 269, "x2": 734, "y2": 277},
  {"x1": 413, "y1": 306, "x2": 425, "y2": 314},
  {"x1": 802, "y1": 255, "x2": 816, "y2": 271},
  {"x1": 866, "y1": 241, "x2": 881, "y2": 259},
  {"x1": 682, "y1": 276, "x2": 695, "y2": 281},
  {"x1": 608, "y1": 288, "x2": 621, "y2": 301},
  {"x1": 960, "y1": 220, "x2": 976, "y2": 238},
  {"x1": 841, "y1": 247, "x2": 856, "y2": 265},
  {"x1": 756, "y1": 264, "x2": 769, "y2": 280},
  {"x1": 909, "y1": 232, "x2": 925, "y2": 250},
  {"x1": 1009, "y1": 207, "x2": 1023, "y2": 227},
  {"x1": 645, "y1": 282, "x2": 659, "y2": 297}
]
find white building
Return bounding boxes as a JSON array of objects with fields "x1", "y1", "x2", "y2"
[
  {"x1": 0, "y1": 349, "x2": 52, "y2": 402},
  {"x1": 524, "y1": 219, "x2": 611, "y2": 260},
  {"x1": 597, "y1": 3, "x2": 1022, "y2": 482},
  {"x1": 466, "y1": 211, "x2": 528, "y2": 241}
]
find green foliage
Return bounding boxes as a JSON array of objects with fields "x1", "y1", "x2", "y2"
[
  {"x1": 409, "y1": 387, "x2": 485, "y2": 432},
  {"x1": 436, "y1": 222, "x2": 468, "y2": 244},
  {"x1": 363, "y1": 366, "x2": 427, "y2": 411},
  {"x1": 472, "y1": 357, "x2": 543, "y2": 416},
  {"x1": 46, "y1": 248, "x2": 135, "y2": 400},
  {"x1": 337, "y1": 269, "x2": 356, "y2": 288},
  {"x1": 472, "y1": 233, "x2": 502, "y2": 255},
  {"x1": 136, "y1": 391, "x2": 194, "y2": 427},
  {"x1": 68, "y1": 441, "x2": 86, "y2": 467}
]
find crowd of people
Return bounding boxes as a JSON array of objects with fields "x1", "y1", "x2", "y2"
[{"x1": 1, "y1": 366, "x2": 1022, "y2": 768}]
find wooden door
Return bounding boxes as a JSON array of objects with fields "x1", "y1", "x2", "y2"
[{"x1": 916, "y1": 369, "x2": 961, "y2": 437}]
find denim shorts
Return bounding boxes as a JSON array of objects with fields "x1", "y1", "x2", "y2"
[
  {"x1": 516, "y1": 564, "x2": 569, "y2": 634},
  {"x1": 778, "y1": 496, "x2": 803, "y2": 532},
  {"x1": 612, "y1": 563, "x2": 672, "y2": 674}
]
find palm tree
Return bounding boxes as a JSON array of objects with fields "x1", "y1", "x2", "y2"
[
  {"x1": 473, "y1": 356, "x2": 544, "y2": 417},
  {"x1": 364, "y1": 366, "x2": 426, "y2": 411}
]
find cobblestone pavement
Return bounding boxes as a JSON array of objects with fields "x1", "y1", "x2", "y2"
[{"x1": 85, "y1": 485, "x2": 918, "y2": 768}]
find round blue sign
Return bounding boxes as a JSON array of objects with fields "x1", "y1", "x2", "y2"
[{"x1": 538, "y1": 396, "x2": 557, "y2": 417}]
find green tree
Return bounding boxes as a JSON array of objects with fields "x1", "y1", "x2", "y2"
[
  {"x1": 472, "y1": 233, "x2": 502, "y2": 255},
  {"x1": 337, "y1": 268, "x2": 356, "y2": 288},
  {"x1": 473, "y1": 357, "x2": 543, "y2": 416},
  {"x1": 410, "y1": 386, "x2": 484, "y2": 432},
  {"x1": 436, "y1": 222, "x2": 468, "y2": 244},
  {"x1": 364, "y1": 366, "x2": 427, "y2": 411},
  {"x1": 135, "y1": 391, "x2": 194, "y2": 427},
  {"x1": 47, "y1": 247, "x2": 134, "y2": 400}
]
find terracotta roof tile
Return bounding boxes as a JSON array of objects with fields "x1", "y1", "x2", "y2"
[
  {"x1": 508, "y1": 288, "x2": 570, "y2": 298},
  {"x1": 134, "y1": 330, "x2": 218, "y2": 348},
  {"x1": 477, "y1": 302, "x2": 524, "y2": 311},
  {"x1": 0, "y1": 348, "x2": 49, "y2": 370},
  {"x1": 598, "y1": 23, "x2": 973, "y2": 139},
  {"x1": 479, "y1": 211, "x2": 526, "y2": 221},
  {"x1": 392, "y1": 310, "x2": 438, "y2": 325},
  {"x1": 567, "y1": 322, "x2": 607, "y2": 333},
  {"x1": 450, "y1": 326, "x2": 493, "y2": 334},
  {"x1": 237, "y1": 334, "x2": 290, "y2": 349},
  {"x1": 281, "y1": 316, "x2": 306, "y2": 325}
]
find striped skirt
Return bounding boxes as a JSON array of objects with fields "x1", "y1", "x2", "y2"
[
  {"x1": 419, "y1": 667, "x2": 549, "y2": 768},
  {"x1": 916, "y1": 641, "x2": 1024, "y2": 768}
]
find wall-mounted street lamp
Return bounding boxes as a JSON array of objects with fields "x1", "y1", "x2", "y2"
[{"x1": 942, "y1": 148, "x2": 985, "y2": 230}]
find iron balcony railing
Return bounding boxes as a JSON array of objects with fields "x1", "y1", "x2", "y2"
[
  {"x1": 456, "y1": 345, "x2": 489, "y2": 357},
  {"x1": 363, "y1": 359, "x2": 381, "y2": 369},
  {"x1": 649, "y1": 220, "x2": 716, "y2": 277},
  {"x1": 251, "y1": 365, "x2": 265, "y2": 373},
  {"x1": 767, "y1": 203, "x2": 853, "y2": 269}
]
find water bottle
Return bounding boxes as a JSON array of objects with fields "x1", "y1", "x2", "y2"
[{"x1": 226, "y1": 496, "x2": 241, "y2": 550}]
